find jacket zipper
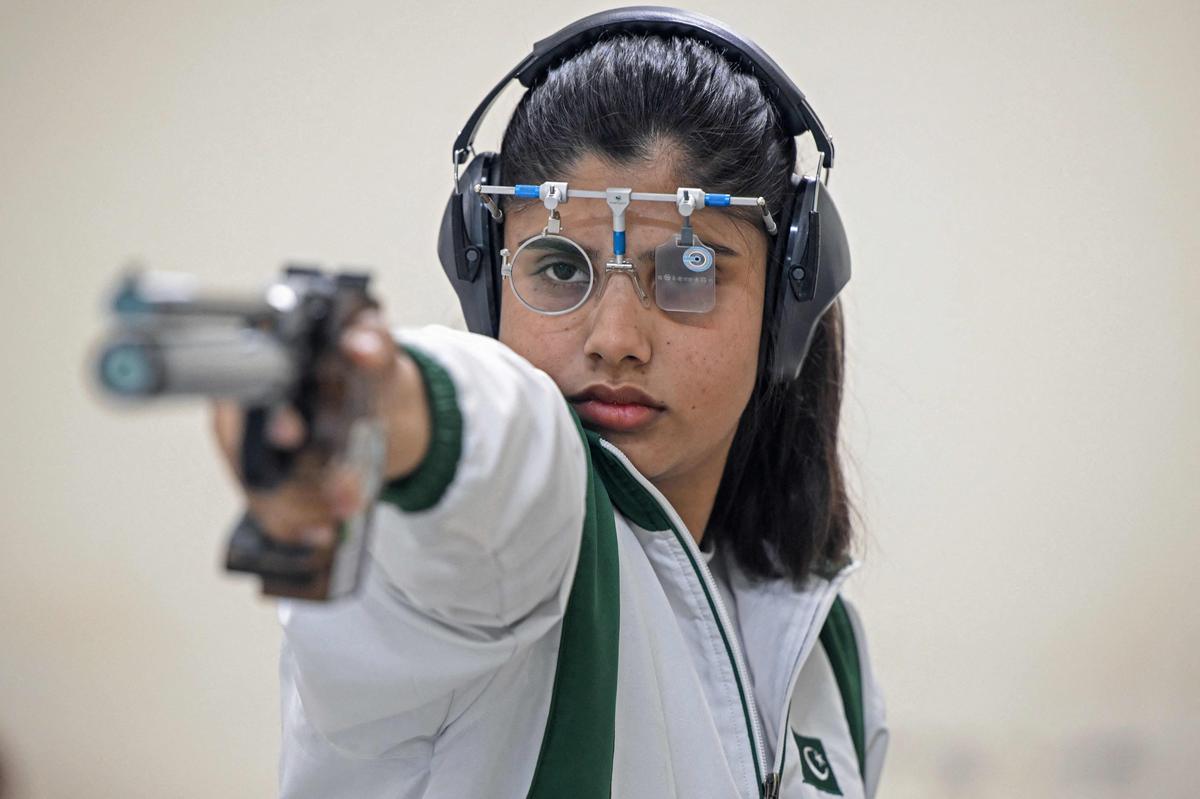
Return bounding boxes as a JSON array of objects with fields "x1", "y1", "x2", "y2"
[
  {"x1": 765, "y1": 696, "x2": 794, "y2": 799},
  {"x1": 763, "y1": 770, "x2": 782, "y2": 799},
  {"x1": 676, "y1": 527, "x2": 770, "y2": 795},
  {"x1": 598, "y1": 440, "x2": 774, "y2": 798}
]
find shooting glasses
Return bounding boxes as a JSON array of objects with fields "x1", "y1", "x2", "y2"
[{"x1": 474, "y1": 181, "x2": 778, "y2": 315}]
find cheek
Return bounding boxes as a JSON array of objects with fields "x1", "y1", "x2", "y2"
[
  {"x1": 498, "y1": 295, "x2": 582, "y2": 378},
  {"x1": 666, "y1": 318, "x2": 760, "y2": 419},
  {"x1": 718, "y1": 283, "x2": 766, "y2": 397}
]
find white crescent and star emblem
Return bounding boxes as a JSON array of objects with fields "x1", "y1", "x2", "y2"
[
  {"x1": 802, "y1": 745, "x2": 831, "y2": 781},
  {"x1": 793, "y1": 731, "x2": 843, "y2": 794}
]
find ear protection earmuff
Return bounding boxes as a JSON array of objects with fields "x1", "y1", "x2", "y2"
[{"x1": 436, "y1": 5, "x2": 851, "y2": 382}]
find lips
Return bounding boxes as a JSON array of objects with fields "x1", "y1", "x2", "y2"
[{"x1": 567, "y1": 384, "x2": 666, "y2": 433}]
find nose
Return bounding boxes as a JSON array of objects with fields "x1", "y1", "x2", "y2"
[{"x1": 582, "y1": 267, "x2": 653, "y2": 368}]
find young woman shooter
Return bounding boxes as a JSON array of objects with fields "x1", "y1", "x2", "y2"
[{"x1": 212, "y1": 12, "x2": 887, "y2": 798}]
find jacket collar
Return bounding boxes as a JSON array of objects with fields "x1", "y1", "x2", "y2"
[
  {"x1": 722, "y1": 551, "x2": 859, "y2": 761},
  {"x1": 589, "y1": 433, "x2": 858, "y2": 761}
]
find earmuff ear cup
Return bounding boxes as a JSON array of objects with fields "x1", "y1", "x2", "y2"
[
  {"x1": 770, "y1": 176, "x2": 851, "y2": 382},
  {"x1": 437, "y1": 152, "x2": 504, "y2": 336}
]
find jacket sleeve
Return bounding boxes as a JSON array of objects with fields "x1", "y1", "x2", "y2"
[
  {"x1": 277, "y1": 324, "x2": 588, "y2": 758},
  {"x1": 842, "y1": 598, "x2": 889, "y2": 799}
]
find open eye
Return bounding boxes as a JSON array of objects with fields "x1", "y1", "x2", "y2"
[
  {"x1": 508, "y1": 233, "x2": 595, "y2": 314},
  {"x1": 535, "y1": 260, "x2": 590, "y2": 284}
]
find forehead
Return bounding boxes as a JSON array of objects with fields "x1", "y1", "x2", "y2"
[{"x1": 564, "y1": 150, "x2": 684, "y2": 195}]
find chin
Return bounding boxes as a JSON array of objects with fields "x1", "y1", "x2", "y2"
[{"x1": 590, "y1": 428, "x2": 670, "y2": 479}]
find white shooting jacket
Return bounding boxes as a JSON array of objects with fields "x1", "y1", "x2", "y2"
[{"x1": 276, "y1": 325, "x2": 888, "y2": 798}]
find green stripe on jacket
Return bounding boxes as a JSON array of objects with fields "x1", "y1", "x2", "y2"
[{"x1": 526, "y1": 424, "x2": 621, "y2": 797}]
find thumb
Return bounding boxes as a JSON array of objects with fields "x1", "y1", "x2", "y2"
[{"x1": 339, "y1": 313, "x2": 396, "y2": 374}]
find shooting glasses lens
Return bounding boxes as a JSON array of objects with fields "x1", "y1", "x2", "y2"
[
  {"x1": 654, "y1": 234, "x2": 716, "y2": 313},
  {"x1": 506, "y1": 233, "x2": 595, "y2": 315}
]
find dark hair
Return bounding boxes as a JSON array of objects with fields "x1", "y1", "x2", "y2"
[{"x1": 498, "y1": 33, "x2": 858, "y2": 584}]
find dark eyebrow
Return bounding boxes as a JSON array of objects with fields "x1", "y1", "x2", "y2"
[{"x1": 515, "y1": 233, "x2": 740, "y2": 259}]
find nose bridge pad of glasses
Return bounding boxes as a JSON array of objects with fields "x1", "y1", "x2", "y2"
[{"x1": 601, "y1": 188, "x2": 651, "y2": 306}]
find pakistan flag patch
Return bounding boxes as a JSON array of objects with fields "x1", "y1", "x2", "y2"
[{"x1": 792, "y1": 733, "x2": 842, "y2": 795}]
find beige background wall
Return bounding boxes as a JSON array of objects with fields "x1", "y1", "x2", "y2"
[{"x1": 2, "y1": 1, "x2": 1197, "y2": 796}]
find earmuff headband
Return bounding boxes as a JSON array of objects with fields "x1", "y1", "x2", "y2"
[{"x1": 451, "y1": 5, "x2": 835, "y2": 183}]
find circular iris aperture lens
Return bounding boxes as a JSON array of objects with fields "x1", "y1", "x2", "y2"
[
  {"x1": 682, "y1": 245, "x2": 714, "y2": 272},
  {"x1": 509, "y1": 234, "x2": 595, "y2": 315}
]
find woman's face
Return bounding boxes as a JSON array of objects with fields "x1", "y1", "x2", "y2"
[{"x1": 498, "y1": 152, "x2": 768, "y2": 488}]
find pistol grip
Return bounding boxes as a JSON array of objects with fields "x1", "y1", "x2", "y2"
[
  {"x1": 225, "y1": 510, "x2": 333, "y2": 600},
  {"x1": 241, "y1": 406, "x2": 299, "y2": 491}
]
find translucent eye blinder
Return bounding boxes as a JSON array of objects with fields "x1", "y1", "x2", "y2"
[{"x1": 473, "y1": 181, "x2": 778, "y2": 316}]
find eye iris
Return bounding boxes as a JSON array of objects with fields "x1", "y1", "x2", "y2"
[{"x1": 550, "y1": 262, "x2": 578, "y2": 281}]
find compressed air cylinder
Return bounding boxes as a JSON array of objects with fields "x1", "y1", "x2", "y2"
[{"x1": 98, "y1": 323, "x2": 297, "y2": 404}]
